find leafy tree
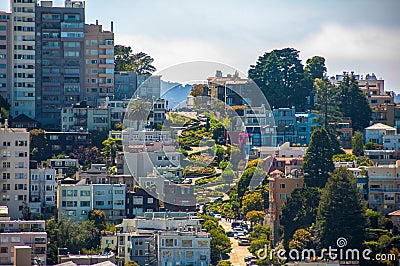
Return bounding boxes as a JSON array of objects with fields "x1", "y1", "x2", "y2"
[
  {"x1": 317, "y1": 167, "x2": 366, "y2": 249},
  {"x1": 214, "y1": 145, "x2": 225, "y2": 163},
  {"x1": 114, "y1": 45, "x2": 156, "y2": 75},
  {"x1": 313, "y1": 78, "x2": 341, "y2": 128},
  {"x1": 125, "y1": 262, "x2": 139, "y2": 266},
  {"x1": 281, "y1": 187, "x2": 320, "y2": 249},
  {"x1": 90, "y1": 130, "x2": 109, "y2": 149},
  {"x1": 102, "y1": 138, "x2": 122, "y2": 167},
  {"x1": 352, "y1": 131, "x2": 364, "y2": 156},
  {"x1": 237, "y1": 167, "x2": 266, "y2": 200},
  {"x1": 248, "y1": 224, "x2": 270, "y2": 256},
  {"x1": 46, "y1": 217, "x2": 101, "y2": 265},
  {"x1": 221, "y1": 164, "x2": 235, "y2": 182},
  {"x1": 249, "y1": 48, "x2": 311, "y2": 110},
  {"x1": 0, "y1": 95, "x2": 10, "y2": 124},
  {"x1": 242, "y1": 190, "x2": 264, "y2": 215},
  {"x1": 365, "y1": 142, "x2": 383, "y2": 150},
  {"x1": 201, "y1": 215, "x2": 232, "y2": 264},
  {"x1": 65, "y1": 166, "x2": 79, "y2": 178},
  {"x1": 246, "y1": 210, "x2": 265, "y2": 227},
  {"x1": 69, "y1": 146, "x2": 103, "y2": 169},
  {"x1": 338, "y1": 73, "x2": 372, "y2": 132},
  {"x1": 29, "y1": 129, "x2": 51, "y2": 162},
  {"x1": 289, "y1": 228, "x2": 313, "y2": 250},
  {"x1": 228, "y1": 145, "x2": 242, "y2": 169},
  {"x1": 190, "y1": 84, "x2": 207, "y2": 97},
  {"x1": 88, "y1": 210, "x2": 107, "y2": 231},
  {"x1": 305, "y1": 56, "x2": 327, "y2": 80},
  {"x1": 216, "y1": 261, "x2": 232, "y2": 266},
  {"x1": 356, "y1": 156, "x2": 375, "y2": 167},
  {"x1": 302, "y1": 127, "x2": 334, "y2": 188}
]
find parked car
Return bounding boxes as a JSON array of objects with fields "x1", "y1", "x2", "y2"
[
  {"x1": 231, "y1": 221, "x2": 241, "y2": 228},
  {"x1": 226, "y1": 231, "x2": 235, "y2": 237},
  {"x1": 214, "y1": 214, "x2": 222, "y2": 220},
  {"x1": 234, "y1": 232, "x2": 245, "y2": 239},
  {"x1": 244, "y1": 256, "x2": 256, "y2": 263},
  {"x1": 239, "y1": 238, "x2": 250, "y2": 246},
  {"x1": 181, "y1": 178, "x2": 192, "y2": 184},
  {"x1": 233, "y1": 226, "x2": 247, "y2": 234}
]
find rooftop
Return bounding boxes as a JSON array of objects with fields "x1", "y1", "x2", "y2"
[
  {"x1": 365, "y1": 123, "x2": 396, "y2": 130},
  {"x1": 388, "y1": 210, "x2": 400, "y2": 216}
]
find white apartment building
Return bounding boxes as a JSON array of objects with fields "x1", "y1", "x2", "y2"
[
  {"x1": 157, "y1": 230, "x2": 211, "y2": 266},
  {"x1": 11, "y1": 0, "x2": 36, "y2": 118},
  {"x1": 0, "y1": 215, "x2": 47, "y2": 265},
  {"x1": 29, "y1": 166, "x2": 56, "y2": 217},
  {"x1": 383, "y1": 135, "x2": 400, "y2": 151},
  {"x1": 61, "y1": 105, "x2": 111, "y2": 132},
  {"x1": 0, "y1": 123, "x2": 29, "y2": 219},
  {"x1": 365, "y1": 123, "x2": 397, "y2": 145},
  {"x1": 57, "y1": 181, "x2": 126, "y2": 222},
  {"x1": 115, "y1": 212, "x2": 203, "y2": 265}
]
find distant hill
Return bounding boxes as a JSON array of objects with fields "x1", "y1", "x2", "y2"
[{"x1": 161, "y1": 81, "x2": 193, "y2": 110}]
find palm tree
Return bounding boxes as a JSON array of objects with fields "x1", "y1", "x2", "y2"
[{"x1": 125, "y1": 99, "x2": 152, "y2": 130}]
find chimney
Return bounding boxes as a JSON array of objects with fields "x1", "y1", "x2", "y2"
[
  {"x1": 96, "y1": 19, "x2": 98, "y2": 25},
  {"x1": 111, "y1": 21, "x2": 114, "y2": 32},
  {"x1": 4, "y1": 119, "x2": 8, "y2": 129}
]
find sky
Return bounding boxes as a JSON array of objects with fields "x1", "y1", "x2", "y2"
[{"x1": 1, "y1": 0, "x2": 400, "y2": 91}]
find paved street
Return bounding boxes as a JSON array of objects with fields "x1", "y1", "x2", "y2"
[{"x1": 219, "y1": 219, "x2": 252, "y2": 266}]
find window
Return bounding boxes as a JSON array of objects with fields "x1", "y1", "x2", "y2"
[
  {"x1": 165, "y1": 238, "x2": 174, "y2": 247},
  {"x1": 95, "y1": 201, "x2": 104, "y2": 206},
  {"x1": 185, "y1": 251, "x2": 194, "y2": 258},
  {"x1": 62, "y1": 189, "x2": 77, "y2": 197},
  {"x1": 114, "y1": 190, "x2": 123, "y2": 194},
  {"x1": 114, "y1": 200, "x2": 123, "y2": 205},
  {"x1": 182, "y1": 240, "x2": 192, "y2": 247},
  {"x1": 95, "y1": 190, "x2": 105, "y2": 195},
  {"x1": 279, "y1": 193, "x2": 287, "y2": 199},
  {"x1": 11, "y1": 236, "x2": 20, "y2": 243},
  {"x1": 80, "y1": 190, "x2": 90, "y2": 196},
  {"x1": 198, "y1": 240, "x2": 208, "y2": 247},
  {"x1": 147, "y1": 198, "x2": 153, "y2": 204},
  {"x1": 279, "y1": 183, "x2": 286, "y2": 189},
  {"x1": 80, "y1": 201, "x2": 90, "y2": 207},
  {"x1": 0, "y1": 247, "x2": 8, "y2": 253},
  {"x1": 132, "y1": 196, "x2": 143, "y2": 205}
]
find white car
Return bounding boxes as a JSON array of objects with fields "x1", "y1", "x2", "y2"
[
  {"x1": 234, "y1": 232, "x2": 245, "y2": 239},
  {"x1": 214, "y1": 214, "x2": 222, "y2": 220}
]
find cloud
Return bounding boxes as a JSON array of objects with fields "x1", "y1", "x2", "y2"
[
  {"x1": 296, "y1": 23, "x2": 400, "y2": 91},
  {"x1": 298, "y1": 23, "x2": 400, "y2": 62},
  {"x1": 115, "y1": 34, "x2": 238, "y2": 72}
]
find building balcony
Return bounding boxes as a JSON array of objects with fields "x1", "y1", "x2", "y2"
[
  {"x1": 369, "y1": 188, "x2": 400, "y2": 192},
  {"x1": 99, "y1": 44, "x2": 113, "y2": 49},
  {"x1": 368, "y1": 199, "x2": 383, "y2": 204}
]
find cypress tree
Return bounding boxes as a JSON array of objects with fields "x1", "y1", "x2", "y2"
[
  {"x1": 316, "y1": 167, "x2": 366, "y2": 249},
  {"x1": 302, "y1": 127, "x2": 334, "y2": 188}
]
